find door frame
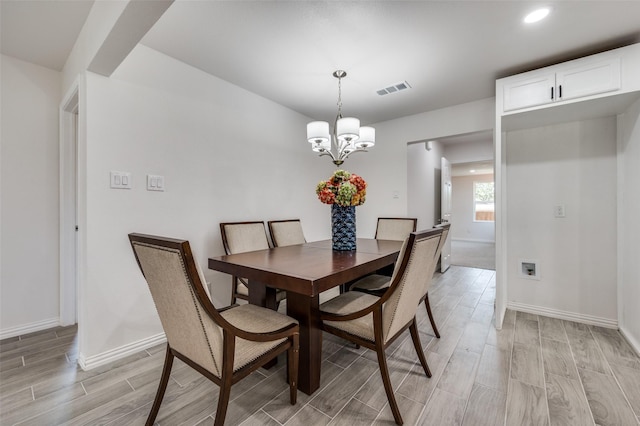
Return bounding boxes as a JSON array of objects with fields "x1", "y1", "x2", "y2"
[
  {"x1": 440, "y1": 156, "x2": 452, "y2": 272},
  {"x1": 59, "y1": 81, "x2": 80, "y2": 326}
]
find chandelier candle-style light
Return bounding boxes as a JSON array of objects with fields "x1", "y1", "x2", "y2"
[{"x1": 307, "y1": 70, "x2": 375, "y2": 166}]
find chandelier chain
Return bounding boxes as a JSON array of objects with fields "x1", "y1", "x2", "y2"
[{"x1": 336, "y1": 75, "x2": 343, "y2": 117}]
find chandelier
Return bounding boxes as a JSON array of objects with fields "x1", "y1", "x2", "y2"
[{"x1": 307, "y1": 70, "x2": 375, "y2": 166}]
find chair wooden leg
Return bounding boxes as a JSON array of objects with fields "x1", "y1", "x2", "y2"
[
  {"x1": 424, "y1": 293, "x2": 440, "y2": 338},
  {"x1": 146, "y1": 344, "x2": 174, "y2": 426},
  {"x1": 230, "y1": 277, "x2": 238, "y2": 306},
  {"x1": 409, "y1": 320, "x2": 432, "y2": 378},
  {"x1": 375, "y1": 344, "x2": 403, "y2": 425},
  {"x1": 288, "y1": 333, "x2": 299, "y2": 405},
  {"x1": 214, "y1": 372, "x2": 233, "y2": 426}
]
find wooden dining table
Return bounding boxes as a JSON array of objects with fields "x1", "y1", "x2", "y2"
[{"x1": 208, "y1": 238, "x2": 402, "y2": 395}]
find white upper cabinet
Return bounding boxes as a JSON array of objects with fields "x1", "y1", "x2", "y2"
[
  {"x1": 502, "y1": 56, "x2": 621, "y2": 113},
  {"x1": 556, "y1": 59, "x2": 621, "y2": 101},
  {"x1": 503, "y1": 73, "x2": 556, "y2": 111}
]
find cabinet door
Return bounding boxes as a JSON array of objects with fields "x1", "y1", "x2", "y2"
[
  {"x1": 503, "y1": 73, "x2": 555, "y2": 112},
  {"x1": 556, "y1": 58, "x2": 620, "y2": 101}
]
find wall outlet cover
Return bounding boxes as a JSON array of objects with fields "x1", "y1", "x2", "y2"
[{"x1": 519, "y1": 259, "x2": 540, "y2": 280}]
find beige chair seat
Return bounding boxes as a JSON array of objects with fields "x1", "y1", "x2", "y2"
[
  {"x1": 221, "y1": 303, "x2": 298, "y2": 372},
  {"x1": 350, "y1": 274, "x2": 390, "y2": 293},
  {"x1": 320, "y1": 291, "x2": 379, "y2": 342}
]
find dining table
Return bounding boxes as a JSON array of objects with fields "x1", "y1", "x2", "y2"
[{"x1": 208, "y1": 238, "x2": 402, "y2": 395}]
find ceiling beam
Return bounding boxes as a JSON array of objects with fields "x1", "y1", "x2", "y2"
[{"x1": 88, "y1": 0, "x2": 173, "y2": 77}]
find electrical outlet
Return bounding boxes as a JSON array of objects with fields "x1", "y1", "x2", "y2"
[
  {"x1": 519, "y1": 259, "x2": 540, "y2": 280},
  {"x1": 554, "y1": 205, "x2": 565, "y2": 218}
]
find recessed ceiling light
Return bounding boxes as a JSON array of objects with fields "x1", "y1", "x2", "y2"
[
  {"x1": 470, "y1": 169, "x2": 476, "y2": 173},
  {"x1": 524, "y1": 8, "x2": 550, "y2": 24}
]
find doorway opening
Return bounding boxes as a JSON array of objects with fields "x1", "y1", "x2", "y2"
[
  {"x1": 407, "y1": 130, "x2": 495, "y2": 271},
  {"x1": 450, "y1": 160, "x2": 495, "y2": 270}
]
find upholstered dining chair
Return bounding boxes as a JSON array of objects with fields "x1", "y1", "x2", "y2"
[
  {"x1": 374, "y1": 217, "x2": 417, "y2": 241},
  {"x1": 128, "y1": 233, "x2": 299, "y2": 426},
  {"x1": 319, "y1": 228, "x2": 443, "y2": 425},
  {"x1": 268, "y1": 219, "x2": 306, "y2": 247},
  {"x1": 350, "y1": 224, "x2": 450, "y2": 339},
  {"x1": 370, "y1": 217, "x2": 418, "y2": 279},
  {"x1": 220, "y1": 221, "x2": 287, "y2": 307}
]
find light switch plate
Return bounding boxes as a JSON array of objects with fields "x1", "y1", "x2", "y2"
[
  {"x1": 147, "y1": 174, "x2": 165, "y2": 192},
  {"x1": 110, "y1": 171, "x2": 132, "y2": 189}
]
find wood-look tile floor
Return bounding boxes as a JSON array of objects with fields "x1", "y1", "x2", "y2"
[{"x1": 2, "y1": 266, "x2": 640, "y2": 425}]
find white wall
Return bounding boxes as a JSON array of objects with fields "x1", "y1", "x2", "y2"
[
  {"x1": 451, "y1": 174, "x2": 495, "y2": 242},
  {"x1": 443, "y1": 138, "x2": 493, "y2": 164},
  {"x1": 1, "y1": 55, "x2": 61, "y2": 336},
  {"x1": 505, "y1": 116, "x2": 618, "y2": 323},
  {"x1": 618, "y1": 97, "x2": 640, "y2": 352},
  {"x1": 406, "y1": 141, "x2": 445, "y2": 230},
  {"x1": 77, "y1": 45, "x2": 332, "y2": 363}
]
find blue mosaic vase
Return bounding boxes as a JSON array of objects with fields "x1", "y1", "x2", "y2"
[{"x1": 331, "y1": 204, "x2": 356, "y2": 251}]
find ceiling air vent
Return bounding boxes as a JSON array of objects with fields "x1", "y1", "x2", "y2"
[{"x1": 377, "y1": 81, "x2": 411, "y2": 96}]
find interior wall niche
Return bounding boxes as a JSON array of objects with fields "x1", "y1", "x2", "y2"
[{"x1": 505, "y1": 116, "x2": 617, "y2": 321}]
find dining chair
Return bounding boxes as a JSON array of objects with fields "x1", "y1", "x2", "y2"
[
  {"x1": 268, "y1": 219, "x2": 306, "y2": 247},
  {"x1": 374, "y1": 217, "x2": 417, "y2": 241},
  {"x1": 128, "y1": 233, "x2": 299, "y2": 426},
  {"x1": 350, "y1": 223, "x2": 450, "y2": 339},
  {"x1": 370, "y1": 217, "x2": 418, "y2": 279},
  {"x1": 319, "y1": 228, "x2": 443, "y2": 425},
  {"x1": 220, "y1": 221, "x2": 287, "y2": 307}
]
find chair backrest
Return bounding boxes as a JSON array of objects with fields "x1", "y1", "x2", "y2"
[
  {"x1": 220, "y1": 221, "x2": 270, "y2": 255},
  {"x1": 381, "y1": 228, "x2": 443, "y2": 342},
  {"x1": 129, "y1": 233, "x2": 224, "y2": 377},
  {"x1": 375, "y1": 217, "x2": 417, "y2": 241},
  {"x1": 268, "y1": 219, "x2": 306, "y2": 247},
  {"x1": 430, "y1": 223, "x2": 450, "y2": 274}
]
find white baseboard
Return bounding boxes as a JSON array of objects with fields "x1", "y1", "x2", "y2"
[
  {"x1": 78, "y1": 332, "x2": 167, "y2": 370},
  {"x1": 0, "y1": 317, "x2": 60, "y2": 340},
  {"x1": 507, "y1": 302, "x2": 618, "y2": 329},
  {"x1": 619, "y1": 326, "x2": 640, "y2": 358},
  {"x1": 452, "y1": 238, "x2": 495, "y2": 244}
]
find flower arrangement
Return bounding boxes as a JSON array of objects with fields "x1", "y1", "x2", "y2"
[{"x1": 316, "y1": 169, "x2": 367, "y2": 207}]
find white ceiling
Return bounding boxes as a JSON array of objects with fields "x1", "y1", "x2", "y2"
[
  {"x1": 0, "y1": 0, "x2": 94, "y2": 71},
  {"x1": 452, "y1": 160, "x2": 494, "y2": 177},
  {"x1": 2, "y1": 1, "x2": 640, "y2": 125}
]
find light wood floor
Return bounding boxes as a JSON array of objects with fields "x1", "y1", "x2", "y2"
[{"x1": 2, "y1": 266, "x2": 640, "y2": 425}]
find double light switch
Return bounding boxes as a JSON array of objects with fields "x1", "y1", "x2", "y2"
[
  {"x1": 110, "y1": 171, "x2": 132, "y2": 189},
  {"x1": 147, "y1": 174, "x2": 165, "y2": 191}
]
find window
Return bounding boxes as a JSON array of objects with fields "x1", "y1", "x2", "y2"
[{"x1": 474, "y1": 181, "x2": 494, "y2": 222}]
